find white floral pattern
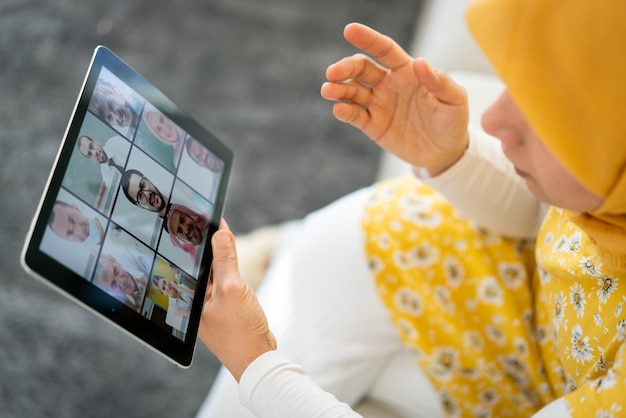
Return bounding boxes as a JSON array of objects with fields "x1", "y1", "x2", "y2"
[
  {"x1": 362, "y1": 176, "x2": 626, "y2": 418},
  {"x1": 570, "y1": 325, "x2": 594, "y2": 364},
  {"x1": 570, "y1": 283, "x2": 587, "y2": 318}
]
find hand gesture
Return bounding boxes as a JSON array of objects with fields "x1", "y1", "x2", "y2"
[
  {"x1": 199, "y1": 221, "x2": 277, "y2": 382},
  {"x1": 321, "y1": 23, "x2": 470, "y2": 175}
]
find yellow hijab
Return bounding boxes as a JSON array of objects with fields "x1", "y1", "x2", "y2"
[{"x1": 466, "y1": 0, "x2": 626, "y2": 270}]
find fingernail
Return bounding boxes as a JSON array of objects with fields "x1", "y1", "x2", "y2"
[{"x1": 215, "y1": 231, "x2": 232, "y2": 245}]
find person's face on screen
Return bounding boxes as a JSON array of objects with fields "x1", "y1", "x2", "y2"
[
  {"x1": 145, "y1": 111, "x2": 183, "y2": 145},
  {"x1": 99, "y1": 256, "x2": 137, "y2": 295},
  {"x1": 78, "y1": 136, "x2": 107, "y2": 163},
  {"x1": 170, "y1": 209, "x2": 203, "y2": 245},
  {"x1": 106, "y1": 92, "x2": 137, "y2": 127},
  {"x1": 126, "y1": 173, "x2": 166, "y2": 212},
  {"x1": 50, "y1": 203, "x2": 90, "y2": 243},
  {"x1": 187, "y1": 139, "x2": 224, "y2": 172},
  {"x1": 157, "y1": 277, "x2": 175, "y2": 296}
]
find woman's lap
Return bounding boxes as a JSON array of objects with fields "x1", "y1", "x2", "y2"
[{"x1": 197, "y1": 187, "x2": 441, "y2": 417}]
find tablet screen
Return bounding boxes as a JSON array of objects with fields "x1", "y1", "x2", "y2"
[{"x1": 22, "y1": 46, "x2": 232, "y2": 367}]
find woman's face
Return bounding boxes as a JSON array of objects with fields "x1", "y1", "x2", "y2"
[
  {"x1": 145, "y1": 111, "x2": 183, "y2": 145},
  {"x1": 481, "y1": 90, "x2": 604, "y2": 212},
  {"x1": 158, "y1": 277, "x2": 174, "y2": 296}
]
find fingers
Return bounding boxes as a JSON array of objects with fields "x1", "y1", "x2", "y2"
[
  {"x1": 320, "y1": 79, "x2": 373, "y2": 106},
  {"x1": 325, "y1": 54, "x2": 388, "y2": 85},
  {"x1": 343, "y1": 22, "x2": 411, "y2": 70},
  {"x1": 325, "y1": 23, "x2": 411, "y2": 84},
  {"x1": 413, "y1": 58, "x2": 467, "y2": 106},
  {"x1": 331, "y1": 102, "x2": 367, "y2": 125}
]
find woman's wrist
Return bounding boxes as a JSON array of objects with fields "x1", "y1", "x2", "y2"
[
  {"x1": 413, "y1": 134, "x2": 469, "y2": 178},
  {"x1": 229, "y1": 343, "x2": 277, "y2": 382}
]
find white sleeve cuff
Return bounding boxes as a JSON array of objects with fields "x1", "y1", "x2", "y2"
[
  {"x1": 414, "y1": 126, "x2": 545, "y2": 238},
  {"x1": 239, "y1": 351, "x2": 360, "y2": 418},
  {"x1": 239, "y1": 350, "x2": 293, "y2": 411}
]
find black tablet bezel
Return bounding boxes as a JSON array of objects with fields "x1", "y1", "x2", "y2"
[{"x1": 21, "y1": 46, "x2": 232, "y2": 368}]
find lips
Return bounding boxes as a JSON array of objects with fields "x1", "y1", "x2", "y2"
[
  {"x1": 502, "y1": 148, "x2": 530, "y2": 179},
  {"x1": 182, "y1": 223, "x2": 201, "y2": 244},
  {"x1": 192, "y1": 225, "x2": 202, "y2": 243},
  {"x1": 117, "y1": 109, "x2": 126, "y2": 125},
  {"x1": 165, "y1": 126, "x2": 174, "y2": 139},
  {"x1": 79, "y1": 223, "x2": 89, "y2": 241},
  {"x1": 149, "y1": 193, "x2": 160, "y2": 207},
  {"x1": 514, "y1": 166, "x2": 530, "y2": 178}
]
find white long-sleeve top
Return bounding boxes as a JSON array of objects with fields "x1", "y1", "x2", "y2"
[
  {"x1": 238, "y1": 128, "x2": 566, "y2": 418},
  {"x1": 416, "y1": 126, "x2": 547, "y2": 239},
  {"x1": 240, "y1": 351, "x2": 359, "y2": 417}
]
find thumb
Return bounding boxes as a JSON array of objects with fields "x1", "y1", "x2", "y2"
[{"x1": 211, "y1": 227, "x2": 240, "y2": 284}]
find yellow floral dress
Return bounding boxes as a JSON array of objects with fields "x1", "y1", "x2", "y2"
[{"x1": 362, "y1": 175, "x2": 626, "y2": 417}]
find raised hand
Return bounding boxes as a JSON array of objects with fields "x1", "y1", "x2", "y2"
[{"x1": 321, "y1": 23, "x2": 470, "y2": 175}]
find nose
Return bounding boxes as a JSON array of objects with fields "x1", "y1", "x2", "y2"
[{"x1": 480, "y1": 90, "x2": 523, "y2": 149}]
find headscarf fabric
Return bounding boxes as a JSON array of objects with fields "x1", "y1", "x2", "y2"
[{"x1": 466, "y1": 0, "x2": 626, "y2": 269}]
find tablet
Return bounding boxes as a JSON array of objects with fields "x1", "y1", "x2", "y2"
[{"x1": 21, "y1": 46, "x2": 233, "y2": 368}]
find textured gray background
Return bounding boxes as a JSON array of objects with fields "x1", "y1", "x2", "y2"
[{"x1": 0, "y1": 1, "x2": 422, "y2": 417}]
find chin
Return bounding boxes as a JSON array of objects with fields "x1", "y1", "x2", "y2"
[
  {"x1": 194, "y1": 231, "x2": 204, "y2": 245},
  {"x1": 528, "y1": 189, "x2": 573, "y2": 211}
]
